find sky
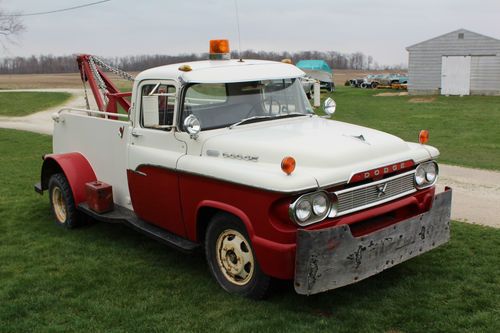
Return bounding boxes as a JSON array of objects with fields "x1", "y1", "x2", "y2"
[{"x1": 1, "y1": 0, "x2": 500, "y2": 66}]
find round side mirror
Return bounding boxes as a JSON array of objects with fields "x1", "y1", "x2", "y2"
[
  {"x1": 184, "y1": 114, "x2": 201, "y2": 139},
  {"x1": 324, "y1": 97, "x2": 336, "y2": 116}
]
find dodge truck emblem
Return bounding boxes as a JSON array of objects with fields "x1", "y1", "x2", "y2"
[{"x1": 376, "y1": 183, "x2": 388, "y2": 197}]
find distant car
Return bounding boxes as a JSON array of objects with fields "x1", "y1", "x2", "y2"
[{"x1": 296, "y1": 60, "x2": 335, "y2": 92}]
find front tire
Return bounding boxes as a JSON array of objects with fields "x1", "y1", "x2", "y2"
[
  {"x1": 205, "y1": 213, "x2": 270, "y2": 299},
  {"x1": 48, "y1": 173, "x2": 79, "y2": 229}
]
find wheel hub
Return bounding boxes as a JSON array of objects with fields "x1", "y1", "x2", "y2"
[
  {"x1": 216, "y1": 229, "x2": 254, "y2": 286},
  {"x1": 51, "y1": 187, "x2": 67, "y2": 223}
]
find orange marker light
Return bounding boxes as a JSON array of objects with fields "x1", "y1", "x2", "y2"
[
  {"x1": 419, "y1": 130, "x2": 429, "y2": 144},
  {"x1": 281, "y1": 156, "x2": 296, "y2": 175},
  {"x1": 210, "y1": 39, "x2": 229, "y2": 53}
]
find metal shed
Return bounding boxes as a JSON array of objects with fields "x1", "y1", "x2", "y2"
[{"x1": 406, "y1": 29, "x2": 500, "y2": 96}]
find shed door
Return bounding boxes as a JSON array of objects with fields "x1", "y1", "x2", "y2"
[{"x1": 441, "y1": 56, "x2": 471, "y2": 95}]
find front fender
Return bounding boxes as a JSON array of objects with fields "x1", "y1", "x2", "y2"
[{"x1": 41, "y1": 152, "x2": 97, "y2": 205}]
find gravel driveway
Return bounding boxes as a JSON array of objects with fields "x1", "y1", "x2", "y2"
[{"x1": 1, "y1": 89, "x2": 498, "y2": 228}]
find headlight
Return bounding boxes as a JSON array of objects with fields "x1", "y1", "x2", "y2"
[
  {"x1": 414, "y1": 161, "x2": 439, "y2": 189},
  {"x1": 290, "y1": 191, "x2": 332, "y2": 226},
  {"x1": 312, "y1": 193, "x2": 328, "y2": 216},
  {"x1": 295, "y1": 199, "x2": 312, "y2": 222}
]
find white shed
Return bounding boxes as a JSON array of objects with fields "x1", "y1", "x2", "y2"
[{"x1": 406, "y1": 29, "x2": 500, "y2": 96}]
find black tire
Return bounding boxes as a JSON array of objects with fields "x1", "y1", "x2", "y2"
[
  {"x1": 371, "y1": 82, "x2": 379, "y2": 89},
  {"x1": 205, "y1": 213, "x2": 271, "y2": 299},
  {"x1": 48, "y1": 173, "x2": 79, "y2": 229}
]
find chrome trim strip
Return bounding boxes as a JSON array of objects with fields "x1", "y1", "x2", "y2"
[{"x1": 329, "y1": 169, "x2": 417, "y2": 218}]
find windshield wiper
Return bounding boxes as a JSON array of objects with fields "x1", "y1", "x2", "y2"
[
  {"x1": 229, "y1": 116, "x2": 273, "y2": 129},
  {"x1": 229, "y1": 113, "x2": 310, "y2": 129}
]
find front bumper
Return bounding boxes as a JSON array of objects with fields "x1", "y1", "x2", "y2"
[{"x1": 294, "y1": 188, "x2": 452, "y2": 295}]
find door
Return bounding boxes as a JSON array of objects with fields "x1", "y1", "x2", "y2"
[
  {"x1": 127, "y1": 80, "x2": 187, "y2": 237},
  {"x1": 441, "y1": 56, "x2": 471, "y2": 95}
]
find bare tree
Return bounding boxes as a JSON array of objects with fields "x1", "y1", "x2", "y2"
[{"x1": 0, "y1": 3, "x2": 25, "y2": 51}]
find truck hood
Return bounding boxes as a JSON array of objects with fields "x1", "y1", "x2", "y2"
[{"x1": 179, "y1": 116, "x2": 434, "y2": 192}]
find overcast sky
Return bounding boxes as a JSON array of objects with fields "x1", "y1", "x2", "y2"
[{"x1": 2, "y1": 0, "x2": 500, "y2": 66}]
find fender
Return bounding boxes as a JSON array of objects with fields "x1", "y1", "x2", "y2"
[
  {"x1": 195, "y1": 200, "x2": 295, "y2": 279},
  {"x1": 41, "y1": 152, "x2": 97, "y2": 205},
  {"x1": 196, "y1": 200, "x2": 256, "y2": 238}
]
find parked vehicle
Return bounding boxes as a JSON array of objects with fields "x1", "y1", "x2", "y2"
[
  {"x1": 35, "y1": 40, "x2": 451, "y2": 299},
  {"x1": 296, "y1": 60, "x2": 335, "y2": 92}
]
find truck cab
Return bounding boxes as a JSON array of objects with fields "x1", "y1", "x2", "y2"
[{"x1": 36, "y1": 40, "x2": 451, "y2": 298}]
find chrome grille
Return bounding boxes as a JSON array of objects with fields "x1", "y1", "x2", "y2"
[{"x1": 332, "y1": 171, "x2": 416, "y2": 217}]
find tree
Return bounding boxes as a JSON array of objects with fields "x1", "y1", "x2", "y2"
[{"x1": 0, "y1": 4, "x2": 25, "y2": 51}]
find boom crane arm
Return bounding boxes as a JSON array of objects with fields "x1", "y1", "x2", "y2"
[{"x1": 76, "y1": 54, "x2": 133, "y2": 114}]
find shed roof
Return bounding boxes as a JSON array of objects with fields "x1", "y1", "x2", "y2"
[{"x1": 406, "y1": 28, "x2": 500, "y2": 51}]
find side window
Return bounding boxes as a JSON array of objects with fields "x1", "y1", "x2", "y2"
[{"x1": 140, "y1": 83, "x2": 176, "y2": 130}]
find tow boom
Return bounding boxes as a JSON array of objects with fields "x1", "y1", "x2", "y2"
[{"x1": 76, "y1": 54, "x2": 133, "y2": 114}]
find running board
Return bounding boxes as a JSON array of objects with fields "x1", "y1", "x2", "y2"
[{"x1": 78, "y1": 203, "x2": 199, "y2": 252}]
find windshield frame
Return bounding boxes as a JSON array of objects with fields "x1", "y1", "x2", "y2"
[{"x1": 179, "y1": 78, "x2": 313, "y2": 132}]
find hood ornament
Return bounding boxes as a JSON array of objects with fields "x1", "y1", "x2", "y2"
[{"x1": 353, "y1": 134, "x2": 366, "y2": 142}]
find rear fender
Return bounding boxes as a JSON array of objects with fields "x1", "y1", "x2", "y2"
[{"x1": 41, "y1": 152, "x2": 97, "y2": 205}]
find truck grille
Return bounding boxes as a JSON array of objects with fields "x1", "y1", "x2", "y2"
[{"x1": 331, "y1": 170, "x2": 416, "y2": 217}]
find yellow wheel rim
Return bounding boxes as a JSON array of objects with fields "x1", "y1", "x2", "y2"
[
  {"x1": 216, "y1": 229, "x2": 254, "y2": 286},
  {"x1": 51, "y1": 186, "x2": 67, "y2": 223}
]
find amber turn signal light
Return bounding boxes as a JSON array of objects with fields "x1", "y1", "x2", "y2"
[
  {"x1": 281, "y1": 156, "x2": 296, "y2": 175},
  {"x1": 419, "y1": 130, "x2": 429, "y2": 144}
]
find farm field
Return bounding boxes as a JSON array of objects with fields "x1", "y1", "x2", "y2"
[
  {"x1": 0, "y1": 129, "x2": 499, "y2": 332},
  {"x1": 0, "y1": 69, "x2": 395, "y2": 90},
  {"x1": 0, "y1": 92, "x2": 71, "y2": 117}
]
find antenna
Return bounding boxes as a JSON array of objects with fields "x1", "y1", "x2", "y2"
[{"x1": 234, "y1": 0, "x2": 243, "y2": 62}]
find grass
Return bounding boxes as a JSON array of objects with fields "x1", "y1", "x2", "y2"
[
  {"x1": 0, "y1": 128, "x2": 499, "y2": 332},
  {"x1": 321, "y1": 87, "x2": 500, "y2": 170},
  {"x1": 0, "y1": 92, "x2": 72, "y2": 117}
]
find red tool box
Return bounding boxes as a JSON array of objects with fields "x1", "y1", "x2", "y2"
[{"x1": 85, "y1": 181, "x2": 114, "y2": 213}]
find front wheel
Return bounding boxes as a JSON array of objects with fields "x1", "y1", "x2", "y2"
[
  {"x1": 205, "y1": 213, "x2": 271, "y2": 299},
  {"x1": 48, "y1": 173, "x2": 79, "y2": 229}
]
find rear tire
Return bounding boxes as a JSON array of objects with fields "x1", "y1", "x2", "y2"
[
  {"x1": 48, "y1": 173, "x2": 79, "y2": 229},
  {"x1": 205, "y1": 213, "x2": 271, "y2": 299}
]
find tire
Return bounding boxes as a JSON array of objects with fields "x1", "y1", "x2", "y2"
[
  {"x1": 371, "y1": 82, "x2": 379, "y2": 89},
  {"x1": 205, "y1": 213, "x2": 271, "y2": 299},
  {"x1": 360, "y1": 83, "x2": 368, "y2": 89},
  {"x1": 48, "y1": 173, "x2": 79, "y2": 229}
]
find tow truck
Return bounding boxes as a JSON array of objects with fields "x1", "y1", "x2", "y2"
[{"x1": 35, "y1": 40, "x2": 451, "y2": 299}]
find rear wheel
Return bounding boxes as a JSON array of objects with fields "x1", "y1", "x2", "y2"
[
  {"x1": 48, "y1": 173, "x2": 79, "y2": 229},
  {"x1": 205, "y1": 213, "x2": 270, "y2": 299}
]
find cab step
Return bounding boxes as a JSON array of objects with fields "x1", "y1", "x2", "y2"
[{"x1": 77, "y1": 203, "x2": 199, "y2": 252}]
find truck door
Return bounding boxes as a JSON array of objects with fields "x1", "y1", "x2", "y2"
[{"x1": 127, "y1": 80, "x2": 187, "y2": 237}]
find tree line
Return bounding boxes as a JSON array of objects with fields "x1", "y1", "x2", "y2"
[{"x1": 0, "y1": 50, "x2": 404, "y2": 75}]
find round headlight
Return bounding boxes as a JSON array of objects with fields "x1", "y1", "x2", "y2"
[
  {"x1": 312, "y1": 194, "x2": 329, "y2": 216},
  {"x1": 415, "y1": 166, "x2": 426, "y2": 186},
  {"x1": 295, "y1": 199, "x2": 312, "y2": 222},
  {"x1": 424, "y1": 163, "x2": 437, "y2": 182}
]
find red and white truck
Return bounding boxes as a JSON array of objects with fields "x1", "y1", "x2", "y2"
[{"x1": 35, "y1": 40, "x2": 452, "y2": 298}]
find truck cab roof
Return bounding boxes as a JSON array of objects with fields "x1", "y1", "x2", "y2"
[{"x1": 134, "y1": 59, "x2": 306, "y2": 84}]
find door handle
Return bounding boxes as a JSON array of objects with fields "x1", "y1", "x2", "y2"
[{"x1": 131, "y1": 131, "x2": 142, "y2": 137}]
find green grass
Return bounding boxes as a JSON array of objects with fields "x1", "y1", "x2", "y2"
[
  {"x1": 320, "y1": 87, "x2": 500, "y2": 170},
  {"x1": 0, "y1": 92, "x2": 72, "y2": 117},
  {"x1": 0, "y1": 128, "x2": 499, "y2": 332}
]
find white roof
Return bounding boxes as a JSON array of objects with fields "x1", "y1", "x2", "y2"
[{"x1": 134, "y1": 59, "x2": 305, "y2": 83}]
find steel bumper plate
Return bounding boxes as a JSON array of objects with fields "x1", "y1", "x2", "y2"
[{"x1": 294, "y1": 188, "x2": 452, "y2": 295}]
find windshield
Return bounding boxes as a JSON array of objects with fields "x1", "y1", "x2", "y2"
[{"x1": 182, "y1": 78, "x2": 313, "y2": 130}]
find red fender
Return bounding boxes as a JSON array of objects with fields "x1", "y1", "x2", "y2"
[
  {"x1": 41, "y1": 152, "x2": 97, "y2": 205},
  {"x1": 196, "y1": 200, "x2": 256, "y2": 238}
]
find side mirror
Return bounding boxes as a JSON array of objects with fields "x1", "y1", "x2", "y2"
[
  {"x1": 324, "y1": 97, "x2": 336, "y2": 117},
  {"x1": 184, "y1": 114, "x2": 201, "y2": 139},
  {"x1": 142, "y1": 96, "x2": 159, "y2": 127}
]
